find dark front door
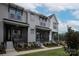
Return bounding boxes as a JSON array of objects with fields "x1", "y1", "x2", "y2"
[{"x1": 4, "y1": 24, "x2": 12, "y2": 41}]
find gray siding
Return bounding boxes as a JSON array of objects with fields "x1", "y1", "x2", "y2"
[
  {"x1": 50, "y1": 16, "x2": 58, "y2": 32},
  {"x1": 27, "y1": 12, "x2": 36, "y2": 42},
  {"x1": 0, "y1": 4, "x2": 27, "y2": 23},
  {"x1": 0, "y1": 4, "x2": 8, "y2": 21},
  {"x1": 0, "y1": 21, "x2": 4, "y2": 43}
]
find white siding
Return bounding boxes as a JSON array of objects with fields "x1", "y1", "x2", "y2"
[
  {"x1": 0, "y1": 4, "x2": 8, "y2": 21},
  {"x1": 0, "y1": 4, "x2": 27, "y2": 23},
  {"x1": 27, "y1": 12, "x2": 36, "y2": 42},
  {"x1": 50, "y1": 16, "x2": 58, "y2": 32}
]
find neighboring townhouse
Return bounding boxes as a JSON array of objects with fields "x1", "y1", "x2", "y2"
[
  {"x1": 28, "y1": 12, "x2": 58, "y2": 43},
  {"x1": 0, "y1": 3, "x2": 58, "y2": 52}
]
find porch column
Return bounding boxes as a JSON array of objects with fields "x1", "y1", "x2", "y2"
[{"x1": 49, "y1": 30, "x2": 52, "y2": 42}]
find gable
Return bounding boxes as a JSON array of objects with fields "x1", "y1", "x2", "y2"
[{"x1": 49, "y1": 14, "x2": 58, "y2": 24}]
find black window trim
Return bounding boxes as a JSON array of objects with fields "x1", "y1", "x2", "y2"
[{"x1": 8, "y1": 4, "x2": 23, "y2": 16}]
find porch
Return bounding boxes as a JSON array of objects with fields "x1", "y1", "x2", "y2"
[
  {"x1": 3, "y1": 19, "x2": 29, "y2": 51},
  {"x1": 36, "y1": 26, "x2": 50, "y2": 43}
]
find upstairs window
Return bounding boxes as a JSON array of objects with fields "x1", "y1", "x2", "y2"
[
  {"x1": 45, "y1": 18, "x2": 47, "y2": 22},
  {"x1": 39, "y1": 17, "x2": 46, "y2": 27},
  {"x1": 8, "y1": 5, "x2": 23, "y2": 20},
  {"x1": 9, "y1": 7, "x2": 16, "y2": 19},
  {"x1": 43, "y1": 23, "x2": 46, "y2": 26},
  {"x1": 30, "y1": 13, "x2": 35, "y2": 21},
  {"x1": 16, "y1": 10, "x2": 22, "y2": 20},
  {"x1": 26, "y1": 12, "x2": 28, "y2": 22},
  {"x1": 30, "y1": 29, "x2": 34, "y2": 34},
  {"x1": 40, "y1": 22, "x2": 46, "y2": 27},
  {"x1": 39, "y1": 17, "x2": 42, "y2": 22},
  {"x1": 53, "y1": 23, "x2": 57, "y2": 29}
]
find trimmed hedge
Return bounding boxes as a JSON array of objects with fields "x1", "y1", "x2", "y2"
[
  {"x1": 0, "y1": 43, "x2": 6, "y2": 54},
  {"x1": 43, "y1": 42, "x2": 58, "y2": 47},
  {"x1": 15, "y1": 42, "x2": 42, "y2": 51}
]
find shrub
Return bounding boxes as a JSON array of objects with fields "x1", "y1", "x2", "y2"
[
  {"x1": 27, "y1": 42, "x2": 41, "y2": 49},
  {"x1": 15, "y1": 43, "x2": 23, "y2": 51},
  {"x1": 15, "y1": 42, "x2": 42, "y2": 51},
  {"x1": 30, "y1": 43, "x2": 35, "y2": 48},
  {"x1": 0, "y1": 42, "x2": 6, "y2": 54},
  {"x1": 24, "y1": 43, "x2": 28, "y2": 48},
  {"x1": 28, "y1": 42, "x2": 32, "y2": 48},
  {"x1": 43, "y1": 42, "x2": 58, "y2": 47},
  {"x1": 18, "y1": 44, "x2": 22, "y2": 48},
  {"x1": 65, "y1": 27, "x2": 79, "y2": 56}
]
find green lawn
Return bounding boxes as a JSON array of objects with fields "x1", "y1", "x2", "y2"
[{"x1": 20, "y1": 48, "x2": 68, "y2": 56}]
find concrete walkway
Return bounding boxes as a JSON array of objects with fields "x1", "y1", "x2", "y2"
[{"x1": 0, "y1": 46, "x2": 62, "y2": 56}]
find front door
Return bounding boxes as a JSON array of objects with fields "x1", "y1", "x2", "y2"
[
  {"x1": 5, "y1": 25, "x2": 12, "y2": 41},
  {"x1": 4, "y1": 24, "x2": 15, "y2": 50}
]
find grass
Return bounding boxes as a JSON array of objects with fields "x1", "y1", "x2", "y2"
[{"x1": 20, "y1": 48, "x2": 68, "y2": 56}]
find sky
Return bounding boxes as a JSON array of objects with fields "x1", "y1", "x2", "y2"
[{"x1": 16, "y1": 3, "x2": 79, "y2": 33}]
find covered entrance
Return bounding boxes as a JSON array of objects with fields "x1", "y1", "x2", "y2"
[
  {"x1": 4, "y1": 24, "x2": 28, "y2": 43},
  {"x1": 36, "y1": 26, "x2": 50, "y2": 43},
  {"x1": 52, "y1": 32, "x2": 58, "y2": 43},
  {"x1": 3, "y1": 19, "x2": 29, "y2": 50}
]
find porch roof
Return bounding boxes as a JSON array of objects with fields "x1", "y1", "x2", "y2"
[
  {"x1": 3, "y1": 18, "x2": 29, "y2": 27},
  {"x1": 36, "y1": 25, "x2": 51, "y2": 31}
]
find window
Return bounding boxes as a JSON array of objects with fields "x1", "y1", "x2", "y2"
[
  {"x1": 43, "y1": 23, "x2": 46, "y2": 26},
  {"x1": 16, "y1": 10, "x2": 22, "y2": 20},
  {"x1": 31, "y1": 29, "x2": 34, "y2": 34},
  {"x1": 40, "y1": 22, "x2": 42, "y2": 26},
  {"x1": 36, "y1": 32, "x2": 40, "y2": 41},
  {"x1": 53, "y1": 23, "x2": 57, "y2": 29},
  {"x1": 30, "y1": 13, "x2": 35, "y2": 21},
  {"x1": 40, "y1": 22, "x2": 46, "y2": 27},
  {"x1": 9, "y1": 7, "x2": 15, "y2": 19},
  {"x1": 26, "y1": 13, "x2": 28, "y2": 22},
  {"x1": 39, "y1": 17, "x2": 46, "y2": 27},
  {"x1": 48, "y1": 19, "x2": 50, "y2": 22},
  {"x1": 8, "y1": 5, "x2": 23, "y2": 20},
  {"x1": 39, "y1": 17, "x2": 42, "y2": 21},
  {"x1": 45, "y1": 18, "x2": 47, "y2": 22}
]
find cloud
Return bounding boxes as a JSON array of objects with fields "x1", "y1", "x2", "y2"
[
  {"x1": 58, "y1": 20, "x2": 79, "y2": 33},
  {"x1": 43, "y1": 3, "x2": 79, "y2": 20},
  {"x1": 67, "y1": 20, "x2": 79, "y2": 31},
  {"x1": 57, "y1": 18, "x2": 67, "y2": 33},
  {"x1": 15, "y1": 3, "x2": 41, "y2": 12},
  {"x1": 15, "y1": 3, "x2": 79, "y2": 13},
  {"x1": 43, "y1": 3, "x2": 79, "y2": 12},
  {"x1": 72, "y1": 10, "x2": 79, "y2": 19},
  {"x1": 15, "y1": 3, "x2": 78, "y2": 15}
]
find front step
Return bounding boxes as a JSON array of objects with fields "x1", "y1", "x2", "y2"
[
  {"x1": 6, "y1": 41, "x2": 16, "y2": 53},
  {"x1": 40, "y1": 43, "x2": 47, "y2": 48}
]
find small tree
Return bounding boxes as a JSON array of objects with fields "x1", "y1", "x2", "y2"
[{"x1": 65, "y1": 27, "x2": 79, "y2": 56}]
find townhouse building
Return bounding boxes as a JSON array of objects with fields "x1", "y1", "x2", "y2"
[{"x1": 0, "y1": 3, "x2": 58, "y2": 51}]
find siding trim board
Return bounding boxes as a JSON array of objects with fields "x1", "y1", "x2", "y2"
[
  {"x1": 3, "y1": 18, "x2": 29, "y2": 27},
  {"x1": 36, "y1": 25, "x2": 51, "y2": 31}
]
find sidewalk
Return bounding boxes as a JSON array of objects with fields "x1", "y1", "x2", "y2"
[{"x1": 0, "y1": 46, "x2": 62, "y2": 56}]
